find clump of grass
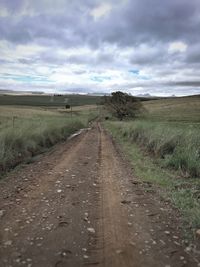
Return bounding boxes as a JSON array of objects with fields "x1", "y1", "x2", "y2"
[{"x1": 105, "y1": 120, "x2": 200, "y2": 177}]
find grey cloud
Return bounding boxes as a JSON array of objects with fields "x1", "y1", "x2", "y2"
[
  {"x1": 0, "y1": 0, "x2": 199, "y2": 48},
  {"x1": 184, "y1": 45, "x2": 200, "y2": 64},
  {"x1": 72, "y1": 70, "x2": 87, "y2": 75},
  {"x1": 96, "y1": 52, "x2": 114, "y2": 64},
  {"x1": 0, "y1": 0, "x2": 26, "y2": 14},
  {"x1": 17, "y1": 58, "x2": 37, "y2": 64},
  {"x1": 0, "y1": 16, "x2": 31, "y2": 44},
  {"x1": 118, "y1": 79, "x2": 200, "y2": 90},
  {"x1": 0, "y1": 59, "x2": 12, "y2": 64},
  {"x1": 129, "y1": 46, "x2": 165, "y2": 65},
  {"x1": 129, "y1": 43, "x2": 188, "y2": 67},
  {"x1": 93, "y1": 0, "x2": 200, "y2": 47},
  {"x1": 168, "y1": 81, "x2": 200, "y2": 87},
  {"x1": 154, "y1": 69, "x2": 176, "y2": 76},
  {"x1": 38, "y1": 51, "x2": 66, "y2": 65},
  {"x1": 67, "y1": 52, "x2": 115, "y2": 66},
  {"x1": 28, "y1": 49, "x2": 116, "y2": 67}
]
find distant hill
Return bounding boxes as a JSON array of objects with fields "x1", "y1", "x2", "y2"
[
  {"x1": 136, "y1": 93, "x2": 152, "y2": 98},
  {"x1": 0, "y1": 93, "x2": 101, "y2": 107},
  {"x1": 143, "y1": 94, "x2": 200, "y2": 123},
  {"x1": 0, "y1": 89, "x2": 44, "y2": 95}
]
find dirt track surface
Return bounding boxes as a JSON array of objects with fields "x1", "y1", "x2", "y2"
[{"x1": 0, "y1": 123, "x2": 199, "y2": 267}]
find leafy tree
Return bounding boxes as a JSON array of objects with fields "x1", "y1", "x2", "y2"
[{"x1": 103, "y1": 91, "x2": 143, "y2": 120}]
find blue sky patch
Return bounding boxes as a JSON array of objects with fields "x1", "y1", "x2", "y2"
[
  {"x1": 0, "y1": 73, "x2": 49, "y2": 83},
  {"x1": 128, "y1": 70, "x2": 150, "y2": 80},
  {"x1": 91, "y1": 76, "x2": 111, "y2": 83},
  {"x1": 129, "y1": 69, "x2": 140, "y2": 75}
]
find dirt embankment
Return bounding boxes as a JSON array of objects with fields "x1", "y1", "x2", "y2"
[{"x1": 0, "y1": 123, "x2": 199, "y2": 266}]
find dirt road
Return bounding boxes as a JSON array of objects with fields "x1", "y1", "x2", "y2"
[{"x1": 0, "y1": 123, "x2": 199, "y2": 267}]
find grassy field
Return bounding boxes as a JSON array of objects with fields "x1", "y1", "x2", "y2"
[
  {"x1": 104, "y1": 95, "x2": 200, "y2": 236},
  {"x1": 143, "y1": 95, "x2": 200, "y2": 123},
  {"x1": 0, "y1": 105, "x2": 98, "y2": 175},
  {"x1": 0, "y1": 94, "x2": 101, "y2": 107}
]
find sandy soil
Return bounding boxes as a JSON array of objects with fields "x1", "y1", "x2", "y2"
[{"x1": 0, "y1": 123, "x2": 199, "y2": 267}]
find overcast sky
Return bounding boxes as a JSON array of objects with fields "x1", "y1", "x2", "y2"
[{"x1": 0, "y1": 0, "x2": 200, "y2": 96}]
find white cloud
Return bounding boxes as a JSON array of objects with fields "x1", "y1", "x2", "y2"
[
  {"x1": 168, "y1": 41, "x2": 187, "y2": 53},
  {"x1": 91, "y1": 3, "x2": 112, "y2": 20},
  {"x1": 0, "y1": 41, "x2": 45, "y2": 61},
  {"x1": 0, "y1": 7, "x2": 9, "y2": 17}
]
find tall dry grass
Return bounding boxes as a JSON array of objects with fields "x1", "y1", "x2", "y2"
[
  {"x1": 0, "y1": 106, "x2": 98, "y2": 173},
  {"x1": 106, "y1": 120, "x2": 200, "y2": 177}
]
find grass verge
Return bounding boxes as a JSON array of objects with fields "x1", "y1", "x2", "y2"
[
  {"x1": 0, "y1": 106, "x2": 98, "y2": 174},
  {"x1": 105, "y1": 120, "x2": 200, "y2": 177},
  {"x1": 104, "y1": 121, "x2": 200, "y2": 238},
  {"x1": 0, "y1": 117, "x2": 83, "y2": 173}
]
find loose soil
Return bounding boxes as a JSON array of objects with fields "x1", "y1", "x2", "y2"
[{"x1": 0, "y1": 123, "x2": 199, "y2": 267}]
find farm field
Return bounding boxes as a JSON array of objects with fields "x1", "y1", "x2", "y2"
[
  {"x1": 0, "y1": 94, "x2": 101, "y2": 107},
  {"x1": 143, "y1": 95, "x2": 200, "y2": 123}
]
